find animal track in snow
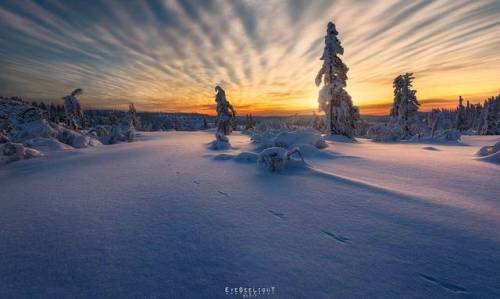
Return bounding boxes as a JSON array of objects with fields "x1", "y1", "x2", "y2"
[
  {"x1": 419, "y1": 273, "x2": 467, "y2": 293},
  {"x1": 268, "y1": 210, "x2": 285, "y2": 220},
  {"x1": 321, "y1": 230, "x2": 350, "y2": 244},
  {"x1": 218, "y1": 191, "x2": 229, "y2": 197}
]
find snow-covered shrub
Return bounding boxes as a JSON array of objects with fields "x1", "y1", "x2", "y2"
[
  {"x1": 87, "y1": 125, "x2": 112, "y2": 139},
  {"x1": 24, "y1": 137, "x2": 73, "y2": 152},
  {"x1": 434, "y1": 129, "x2": 461, "y2": 142},
  {"x1": 476, "y1": 141, "x2": 500, "y2": 157},
  {"x1": 209, "y1": 132, "x2": 230, "y2": 150},
  {"x1": 0, "y1": 142, "x2": 42, "y2": 165},
  {"x1": 11, "y1": 119, "x2": 57, "y2": 142},
  {"x1": 0, "y1": 131, "x2": 9, "y2": 143},
  {"x1": 258, "y1": 147, "x2": 304, "y2": 172},
  {"x1": 250, "y1": 124, "x2": 327, "y2": 151},
  {"x1": 408, "y1": 129, "x2": 462, "y2": 143},
  {"x1": 274, "y1": 130, "x2": 327, "y2": 149},
  {"x1": 367, "y1": 123, "x2": 403, "y2": 142},
  {"x1": 57, "y1": 127, "x2": 102, "y2": 148},
  {"x1": 234, "y1": 151, "x2": 259, "y2": 163},
  {"x1": 258, "y1": 147, "x2": 289, "y2": 172},
  {"x1": 0, "y1": 97, "x2": 46, "y2": 135},
  {"x1": 100, "y1": 121, "x2": 135, "y2": 145},
  {"x1": 476, "y1": 141, "x2": 500, "y2": 164}
]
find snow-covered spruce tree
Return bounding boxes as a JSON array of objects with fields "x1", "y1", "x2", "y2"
[
  {"x1": 480, "y1": 95, "x2": 500, "y2": 135},
  {"x1": 315, "y1": 21, "x2": 359, "y2": 137},
  {"x1": 211, "y1": 86, "x2": 236, "y2": 149},
  {"x1": 455, "y1": 96, "x2": 468, "y2": 131},
  {"x1": 128, "y1": 103, "x2": 141, "y2": 130},
  {"x1": 215, "y1": 86, "x2": 236, "y2": 136},
  {"x1": 62, "y1": 88, "x2": 83, "y2": 130},
  {"x1": 390, "y1": 73, "x2": 420, "y2": 137},
  {"x1": 202, "y1": 116, "x2": 209, "y2": 130}
]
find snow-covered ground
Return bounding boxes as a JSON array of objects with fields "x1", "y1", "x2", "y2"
[{"x1": 1, "y1": 131, "x2": 499, "y2": 298}]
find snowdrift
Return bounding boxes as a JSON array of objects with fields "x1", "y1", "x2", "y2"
[
  {"x1": 250, "y1": 126, "x2": 327, "y2": 150},
  {"x1": 366, "y1": 123, "x2": 403, "y2": 142},
  {"x1": 367, "y1": 122, "x2": 462, "y2": 144},
  {"x1": 0, "y1": 142, "x2": 42, "y2": 165},
  {"x1": 476, "y1": 141, "x2": 500, "y2": 163},
  {"x1": 0, "y1": 97, "x2": 136, "y2": 165}
]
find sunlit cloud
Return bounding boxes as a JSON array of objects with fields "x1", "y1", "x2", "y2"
[{"x1": 0, "y1": 0, "x2": 499, "y2": 115}]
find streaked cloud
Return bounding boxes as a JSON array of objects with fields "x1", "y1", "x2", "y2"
[{"x1": 0, "y1": 0, "x2": 499, "y2": 115}]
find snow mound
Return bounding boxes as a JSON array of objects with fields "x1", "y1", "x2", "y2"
[
  {"x1": 208, "y1": 139, "x2": 231, "y2": 150},
  {"x1": 212, "y1": 151, "x2": 259, "y2": 163},
  {"x1": 0, "y1": 97, "x2": 45, "y2": 132},
  {"x1": 411, "y1": 129, "x2": 462, "y2": 144},
  {"x1": 476, "y1": 141, "x2": 500, "y2": 156},
  {"x1": 12, "y1": 119, "x2": 57, "y2": 141},
  {"x1": 258, "y1": 147, "x2": 304, "y2": 172},
  {"x1": 0, "y1": 142, "x2": 42, "y2": 165},
  {"x1": 24, "y1": 137, "x2": 73, "y2": 152},
  {"x1": 252, "y1": 128, "x2": 326, "y2": 150},
  {"x1": 213, "y1": 153, "x2": 233, "y2": 161},
  {"x1": 476, "y1": 141, "x2": 500, "y2": 164},
  {"x1": 208, "y1": 132, "x2": 231, "y2": 150},
  {"x1": 478, "y1": 151, "x2": 500, "y2": 164},
  {"x1": 327, "y1": 134, "x2": 356, "y2": 143},
  {"x1": 58, "y1": 127, "x2": 102, "y2": 148},
  {"x1": 295, "y1": 144, "x2": 335, "y2": 159},
  {"x1": 234, "y1": 151, "x2": 259, "y2": 163},
  {"x1": 367, "y1": 123, "x2": 403, "y2": 142},
  {"x1": 274, "y1": 130, "x2": 327, "y2": 149},
  {"x1": 100, "y1": 122, "x2": 135, "y2": 145}
]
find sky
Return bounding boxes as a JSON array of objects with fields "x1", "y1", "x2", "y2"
[{"x1": 0, "y1": 0, "x2": 499, "y2": 116}]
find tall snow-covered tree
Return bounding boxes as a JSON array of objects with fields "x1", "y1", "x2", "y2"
[
  {"x1": 62, "y1": 88, "x2": 83, "y2": 130},
  {"x1": 128, "y1": 103, "x2": 141, "y2": 130},
  {"x1": 315, "y1": 21, "x2": 359, "y2": 137},
  {"x1": 214, "y1": 86, "x2": 236, "y2": 136},
  {"x1": 480, "y1": 95, "x2": 500, "y2": 135},
  {"x1": 244, "y1": 114, "x2": 255, "y2": 130},
  {"x1": 455, "y1": 96, "x2": 468, "y2": 131},
  {"x1": 202, "y1": 116, "x2": 209, "y2": 130},
  {"x1": 390, "y1": 73, "x2": 420, "y2": 137}
]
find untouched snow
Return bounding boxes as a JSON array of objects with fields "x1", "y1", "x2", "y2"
[{"x1": 0, "y1": 132, "x2": 499, "y2": 298}]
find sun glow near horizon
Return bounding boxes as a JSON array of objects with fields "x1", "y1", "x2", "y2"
[{"x1": 0, "y1": 0, "x2": 499, "y2": 116}]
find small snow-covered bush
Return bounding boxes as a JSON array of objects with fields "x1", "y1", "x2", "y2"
[
  {"x1": 209, "y1": 132, "x2": 230, "y2": 150},
  {"x1": 367, "y1": 123, "x2": 403, "y2": 142},
  {"x1": 57, "y1": 127, "x2": 102, "y2": 148},
  {"x1": 476, "y1": 141, "x2": 500, "y2": 157},
  {"x1": 12, "y1": 119, "x2": 57, "y2": 142},
  {"x1": 274, "y1": 130, "x2": 327, "y2": 149},
  {"x1": 434, "y1": 129, "x2": 461, "y2": 142},
  {"x1": 0, "y1": 132, "x2": 9, "y2": 143},
  {"x1": 476, "y1": 142, "x2": 500, "y2": 164},
  {"x1": 0, "y1": 142, "x2": 42, "y2": 165},
  {"x1": 408, "y1": 129, "x2": 462, "y2": 143},
  {"x1": 100, "y1": 122, "x2": 135, "y2": 145},
  {"x1": 258, "y1": 147, "x2": 288, "y2": 172},
  {"x1": 251, "y1": 125, "x2": 326, "y2": 150},
  {"x1": 258, "y1": 147, "x2": 304, "y2": 172},
  {"x1": 24, "y1": 137, "x2": 73, "y2": 152},
  {"x1": 234, "y1": 151, "x2": 259, "y2": 163},
  {"x1": 87, "y1": 125, "x2": 112, "y2": 139}
]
